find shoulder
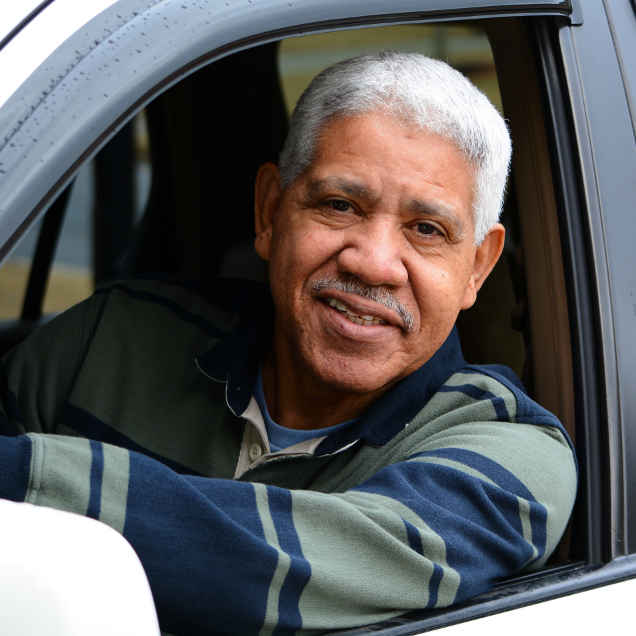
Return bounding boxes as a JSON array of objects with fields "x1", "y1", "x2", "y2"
[
  {"x1": 400, "y1": 365, "x2": 577, "y2": 567},
  {"x1": 388, "y1": 364, "x2": 577, "y2": 503},
  {"x1": 420, "y1": 364, "x2": 569, "y2": 439},
  {"x1": 92, "y1": 277, "x2": 262, "y2": 338}
]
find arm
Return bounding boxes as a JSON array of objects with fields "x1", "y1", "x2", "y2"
[{"x1": 0, "y1": 418, "x2": 576, "y2": 635}]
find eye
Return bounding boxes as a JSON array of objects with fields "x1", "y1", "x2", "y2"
[
  {"x1": 414, "y1": 221, "x2": 442, "y2": 236},
  {"x1": 326, "y1": 199, "x2": 352, "y2": 212}
]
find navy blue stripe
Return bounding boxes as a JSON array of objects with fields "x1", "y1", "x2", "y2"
[
  {"x1": 86, "y1": 439, "x2": 103, "y2": 520},
  {"x1": 428, "y1": 563, "x2": 444, "y2": 607},
  {"x1": 0, "y1": 435, "x2": 33, "y2": 502},
  {"x1": 462, "y1": 364, "x2": 525, "y2": 390},
  {"x1": 266, "y1": 486, "x2": 311, "y2": 634},
  {"x1": 404, "y1": 519, "x2": 422, "y2": 553},
  {"x1": 61, "y1": 403, "x2": 201, "y2": 475},
  {"x1": 409, "y1": 448, "x2": 535, "y2": 502},
  {"x1": 439, "y1": 383, "x2": 510, "y2": 421},
  {"x1": 403, "y1": 520, "x2": 442, "y2": 608},
  {"x1": 409, "y1": 448, "x2": 547, "y2": 559},
  {"x1": 94, "y1": 283, "x2": 228, "y2": 339}
]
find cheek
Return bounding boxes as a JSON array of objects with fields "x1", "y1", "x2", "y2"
[
  {"x1": 278, "y1": 225, "x2": 342, "y2": 277},
  {"x1": 268, "y1": 231, "x2": 324, "y2": 301},
  {"x1": 410, "y1": 260, "x2": 473, "y2": 320}
]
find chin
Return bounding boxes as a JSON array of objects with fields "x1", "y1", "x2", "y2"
[{"x1": 309, "y1": 355, "x2": 401, "y2": 396}]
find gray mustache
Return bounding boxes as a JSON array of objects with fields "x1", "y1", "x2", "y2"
[{"x1": 312, "y1": 278, "x2": 415, "y2": 332}]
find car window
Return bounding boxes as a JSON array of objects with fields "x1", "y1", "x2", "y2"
[
  {"x1": 0, "y1": 13, "x2": 575, "y2": 528},
  {"x1": 0, "y1": 2, "x2": 604, "y2": 631},
  {"x1": 0, "y1": 9, "x2": 570, "y2": 505},
  {"x1": 0, "y1": 112, "x2": 150, "y2": 322},
  {"x1": 0, "y1": 166, "x2": 92, "y2": 321}
]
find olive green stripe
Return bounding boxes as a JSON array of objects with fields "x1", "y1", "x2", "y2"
[
  {"x1": 99, "y1": 443, "x2": 130, "y2": 533},
  {"x1": 26, "y1": 434, "x2": 92, "y2": 516},
  {"x1": 416, "y1": 389, "x2": 500, "y2": 425},
  {"x1": 254, "y1": 484, "x2": 290, "y2": 636}
]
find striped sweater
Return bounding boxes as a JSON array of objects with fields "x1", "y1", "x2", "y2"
[{"x1": 0, "y1": 278, "x2": 577, "y2": 635}]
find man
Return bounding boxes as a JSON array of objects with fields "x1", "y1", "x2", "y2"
[{"x1": 0, "y1": 52, "x2": 576, "y2": 634}]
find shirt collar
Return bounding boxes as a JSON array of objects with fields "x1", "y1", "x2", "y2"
[{"x1": 196, "y1": 286, "x2": 465, "y2": 449}]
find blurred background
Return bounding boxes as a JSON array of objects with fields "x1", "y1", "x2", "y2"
[{"x1": 0, "y1": 23, "x2": 499, "y2": 319}]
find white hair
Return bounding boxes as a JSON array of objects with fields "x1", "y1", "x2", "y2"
[{"x1": 278, "y1": 51, "x2": 512, "y2": 244}]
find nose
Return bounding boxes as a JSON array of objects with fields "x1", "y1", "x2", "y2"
[{"x1": 336, "y1": 217, "x2": 408, "y2": 287}]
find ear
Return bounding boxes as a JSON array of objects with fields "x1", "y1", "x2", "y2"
[
  {"x1": 254, "y1": 162, "x2": 282, "y2": 261},
  {"x1": 461, "y1": 223, "x2": 506, "y2": 310}
]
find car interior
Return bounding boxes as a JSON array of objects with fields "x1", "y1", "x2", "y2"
[{"x1": 0, "y1": 13, "x2": 582, "y2": 591}]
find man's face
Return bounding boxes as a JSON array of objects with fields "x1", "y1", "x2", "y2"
[{"x1": 255, "y1": 111, "x2": 504, "y2": 400}]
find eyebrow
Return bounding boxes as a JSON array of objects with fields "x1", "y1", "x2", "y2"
[
  {"x1": 306, "y1": 177, "x2": 380, "y2": 204},
  {"x1": 407, "y1": 198, "x2": 467, "y2": 240}
]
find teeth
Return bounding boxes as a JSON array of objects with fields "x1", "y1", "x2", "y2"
[
  {"x1": 326, "y1": 298, "x2": 386, "y2": 325},
  {"x1": 328, "y1": 298, "x2": 348, "y2": 312}
]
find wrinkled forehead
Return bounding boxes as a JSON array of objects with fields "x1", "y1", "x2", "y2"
[
  {"x1": 312, "y1": 111, "x2": 476, "y2": 191},
  {"x1": 313, "y1": 106, "x2": 475, "y2": 164}
]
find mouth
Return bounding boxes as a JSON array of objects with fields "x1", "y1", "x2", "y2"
[
  {"x1": 315, "y1": 288, "x2": 408, "y2": 333},
  {"x1": 312, "y1": 279, "x2": 415, "y2": 333},
  {"x1": 324, "y1": 297, "x2": 388, "y2": 326}
]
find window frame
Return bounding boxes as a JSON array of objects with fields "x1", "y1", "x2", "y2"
[{"x1": 549, "y1": 1, "x2": 636, "y2": 558}]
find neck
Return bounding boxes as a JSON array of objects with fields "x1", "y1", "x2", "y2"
[{"x1": 261, "y1": 349, "x2": 381, "y2": 431}]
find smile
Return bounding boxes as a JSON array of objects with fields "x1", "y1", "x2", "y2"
[{"x1": 326, "y1": 298, "x2": 387, "y2": 326}]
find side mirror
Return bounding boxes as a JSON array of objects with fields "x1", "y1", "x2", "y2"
[{"x1": 0, "y1": 500, "x2": 160, "y2": 636}]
